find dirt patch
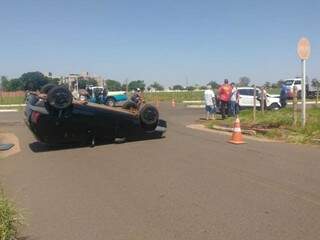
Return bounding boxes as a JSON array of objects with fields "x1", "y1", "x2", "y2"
[{"x1": 0, "y1": 133, "x2": 21, "y2": 158}]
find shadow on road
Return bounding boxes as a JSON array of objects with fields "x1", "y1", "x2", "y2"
[{"x1": 29, "y1": 135, "x2": 166, "y2": 153}]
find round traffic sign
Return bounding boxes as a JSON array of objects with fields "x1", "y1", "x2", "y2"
[{"x1": 297, "y1": 37, "x2": 311, "y2": 60}]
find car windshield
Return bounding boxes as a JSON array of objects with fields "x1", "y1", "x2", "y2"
[{"x1": 284, "y1": 80, "x2": 294, "y2": 85}]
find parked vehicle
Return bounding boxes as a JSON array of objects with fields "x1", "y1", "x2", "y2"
[
  {"x1": 86, "y1": 86, "x2": 128, "y2": 106},
  {"x1": 237, "y1": 87, "x2": 281, "y2": 110},
  {"x1": 284, "y1": 78, "x2": 318, "y2": 99},
  {"x1": 24, "y1": 85, "x2": 166, "y2": 146}
]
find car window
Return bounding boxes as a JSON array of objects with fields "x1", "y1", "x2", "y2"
[
  {"x1": 239, "y1": 89, "x2": 253, "y2": 96},
  {"x1": 294, "y1": 81, "x2": 301, "y2": 85},
  {"x1": 284, "y1": 80, "x2": 294, "y2": 86}
]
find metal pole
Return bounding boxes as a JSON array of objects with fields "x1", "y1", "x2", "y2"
[
  {"x1": 302, "y1": 59, "x2": 306, "y2": 127},
  {"x1": 316, "y1": 82, "x2": 319, "y2": 106},
  {"x1": 253, "y1": 85, "x2": 256, "y2": 122},
  {"x1": 293, "y1": 86, "x2": 298, "y2": 127}
]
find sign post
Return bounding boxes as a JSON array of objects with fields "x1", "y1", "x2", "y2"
[{"x1": 297, "y1": 37, "x2": 311, "y2": 128}]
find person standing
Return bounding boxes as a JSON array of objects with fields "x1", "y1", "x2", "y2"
[
  {"x1": 218, "y1": 79, "x2": 232, "y2": 119},
  {"x1": 204, "y1": 85, "x2": 215, "y2": 120},
  {"x1": 229, "y1": 83, "x2": 238, "y2": 117},
  {"x1": 280, "y1": 84, "x2": 288, "y2": 108}
]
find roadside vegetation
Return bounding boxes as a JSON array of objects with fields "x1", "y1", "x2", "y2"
[
  {"x1": 144, "y1": 91, "x2": 204, "y2": 103},
  {"x1": 0, "y1": 96, "x2": 25, "y2": 105},
  {"x1": 206, "y1": 107, "x2": 320, "y2": 144},
  {"x1": 0, "y1": 189, "x2": 23, "y2": 240}
]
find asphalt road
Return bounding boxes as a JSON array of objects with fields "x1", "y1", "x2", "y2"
[{"x1": 1, "y1": 104, "x2": 320, "y2": 240}]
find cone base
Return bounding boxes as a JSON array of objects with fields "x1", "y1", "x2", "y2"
[{"x1": 228, "y1": 140, "x2": 245, "y2": 144}]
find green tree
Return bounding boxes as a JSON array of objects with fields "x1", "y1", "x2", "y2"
[
  {"x1": 172, "y1": 85, "x2": 184, "y2": 90},
  {"x1": 207, "y1": 80, "x2": 219, "y2": 89},
  {"x1": 106, "y1": 79, "x2": 121, "y2": 91},
  {"x1": 48, "y1": 77, "x2": 61, "y2": 85},
  {"x1": 128, "y1": 80, "x2": 145, "y2": 91},
  {"x1": 78, "y1": 77, "x2": 98, "y2": 89},
  {"x1": 186, "y1": 86, "x2": 195, "y2": 91},
  {"x1": 264, "y1": 81, "x2": 272, "y2": 88},
  {"x1": 149, "y1": 81, "x2": 164, "y2": 91},
  {"x1": 20, "y1": 71, "x2": 49, "y2": 91},
  {"x1": 238, "y1": 76, "x2": 251, "y2": 87},
  {"x1": 311, "y1": 78, "x2": 319, "y2": 88}
]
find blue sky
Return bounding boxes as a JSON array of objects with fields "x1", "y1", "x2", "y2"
[{"x1": 1, "y1": 0, "x2": 319, "y2": 86}]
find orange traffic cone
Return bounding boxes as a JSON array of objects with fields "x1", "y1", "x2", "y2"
[
  {"x1": 228, "y1": 117, "x2": 245, "y2": 144},
  {"x1": 171, "y1": 98, "x2": 176, "y2": 108}
]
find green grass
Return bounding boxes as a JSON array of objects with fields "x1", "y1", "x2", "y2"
[
  {"x1": 206, "y1": 107, "x2": 320, "y2": 144},
  {"x1": 0, "y1": 96, "x2": 25, "y2": 105},
  {"x1": 0, "y1": 189, "x2": 23, "y2": 240}
]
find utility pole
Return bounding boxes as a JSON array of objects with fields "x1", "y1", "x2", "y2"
[{"x1": 297, "y1": 37, "x2": 311, "y2": 128}]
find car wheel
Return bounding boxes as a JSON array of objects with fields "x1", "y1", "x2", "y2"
[
  {"x1": 270, "y1": 103, "x2": 280, "y2": 110},
  {"x1": 122, "y1": 101, "x2": 137, "y2": 110},
  {"x1": 139, "y1": 104, "x2": 159, "y2": 130},
  {"x1": 40, "y1": 83, "x2": 56, "y2": 94},
  {"x1": 106, "y1": 97, "x2": 116, "y2": 107},
  {"x1": 47, "y1": 86, "x2": 73, "y2": 110}
]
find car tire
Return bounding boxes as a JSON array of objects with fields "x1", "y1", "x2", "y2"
[
  {"x1": 122, "y1": 101, "x2": 137, "y2": 110},
  {"x1": 270, "y1": 103, "x2": 280, "y2": 110},
  {"x1": 106, "y1": 97, "x2": 116, "y2": 107},
  {"x1": 139, "y1": 104, "x2": 159, "y2": 130},
  {"x1": 47, "y1": 86, "x2": 73, "y2": 110},
  {"x1": 40, "y1": 83, "x2": 56, "y2": 94}
]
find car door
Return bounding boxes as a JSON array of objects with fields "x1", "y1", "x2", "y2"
[
  {"x1": 238, "y1": 88, "x2": 260, "y2": 107},
  {"x1": 238, "y1": 89, "x2": 251, "y2": 107}
]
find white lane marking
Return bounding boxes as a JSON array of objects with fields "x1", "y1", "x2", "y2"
[
  {"x1": 0, "y1": 104, "x2": 26, "y2": 107},
  {"x1": 0, "y1": 109, "x2": 18, "y2": 112}
]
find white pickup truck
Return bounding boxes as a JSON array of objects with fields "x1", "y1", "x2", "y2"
[{"x1": 284, "y1": 78, "x2": 318, "y2": 98}]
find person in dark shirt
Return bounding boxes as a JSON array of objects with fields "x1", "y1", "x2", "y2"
[
  {"x1": 280, "y1": 84, "x2": 288, "y2": 108},
  {"x1": 131, "y1": 88, "x2": 143, "y2": 107}
]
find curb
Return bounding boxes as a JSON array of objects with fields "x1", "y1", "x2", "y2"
[{"x1": 186, "y1": 124, "x2": 282, "y2": 143}]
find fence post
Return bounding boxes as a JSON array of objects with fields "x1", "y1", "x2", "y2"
[
  {"x1": 253, "y1": 85, "x2": 256, "y2": 122},
  {"x1": 316, "y1": 82, "x2": 319, "y2": 106},
  {"x1": 261, "y1": 87, "x2": 265, "y2": 114},
  {"x1": 293, "y1": 86, "x2": 298, "y2": 127}
]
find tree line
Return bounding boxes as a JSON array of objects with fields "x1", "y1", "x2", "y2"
[{"x1": 1, "y1": 72, "x2": 318, "y2": 92}]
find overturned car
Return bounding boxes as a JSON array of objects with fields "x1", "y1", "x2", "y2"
[{"x1": 24, "y1": 84, "x2": 166, "y2": 146}]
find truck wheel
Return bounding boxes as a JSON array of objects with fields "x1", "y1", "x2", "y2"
[
  {"x1": 106, "y1": 97, "x2": 116, "y2": 107},
  {"x1": 47, "y1": 86, "x2": 73, "y2": 110},
  {"x1": 40, "y1": 83, "x2": 56, "y2": 94},
  {"x1": 139, "y1": 104, "x2": 159, "y2": 130}
]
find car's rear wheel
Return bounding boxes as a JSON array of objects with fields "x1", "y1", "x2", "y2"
[
  {"x1": 47, "y1": 86, "x2": 73, "y2": 110},
  {"x1": 139, "y1": 104, "x2": 159, "y2": 130},
  {"x1": 122, "y1": 101, "x2": 137, "y2": 110},
  {"x1": 40, "y1": 83, "x2": 56, "y2": 94}
]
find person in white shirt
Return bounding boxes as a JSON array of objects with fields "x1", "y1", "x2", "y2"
[{"x1": 204, "y1": 85, "x2": 216, "y2": 120}]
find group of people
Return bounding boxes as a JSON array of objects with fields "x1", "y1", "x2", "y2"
[{"x1": 204, "y1": 79, "x2": 239, "y2": 120}]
